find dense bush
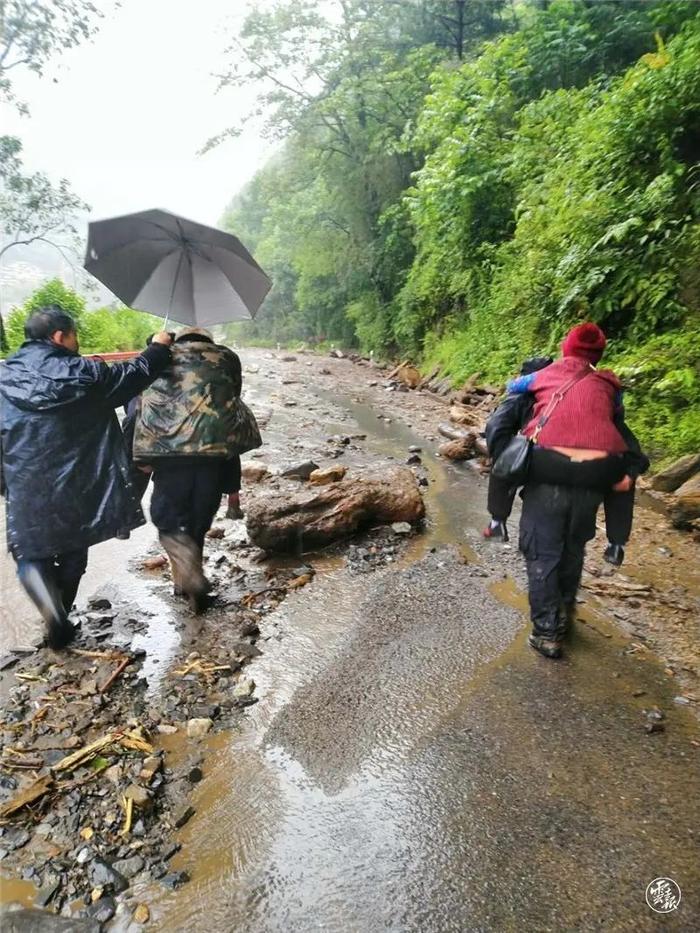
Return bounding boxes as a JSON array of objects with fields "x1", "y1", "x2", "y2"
[{"x1": 3, "y1": 279, "x2": 160, "y2": 356}]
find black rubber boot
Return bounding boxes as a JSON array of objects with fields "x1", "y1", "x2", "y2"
[
  {"x1": 604, "y1": 543, "x2": 625, "y2": 567},
  {"x1": 17, "y1": 563, "x2": 75, "y2": 650},
  {"x1": 160, "y1": 532, "x2": 210, "y2": 603}
]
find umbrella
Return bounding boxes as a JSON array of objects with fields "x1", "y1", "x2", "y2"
[{"x1": 84, "y1": 208, "x2": 271, "y2": 327}]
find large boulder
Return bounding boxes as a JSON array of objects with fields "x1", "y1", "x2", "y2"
[
  {"x1": 650, "y1": 453, "x2": 700, "y2": 492},
  {"x1": 246, "y1": 466, "x2": 425, "y2": 552},
  {"x1": 670, "y1": 472, "x2": 700, "y2": 527}
]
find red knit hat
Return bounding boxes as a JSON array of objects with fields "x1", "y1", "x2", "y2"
[{"x1": 561, "y1": 322, "x2": 607, "y2": 365}]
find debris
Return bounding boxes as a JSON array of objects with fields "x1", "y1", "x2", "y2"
[
  {"x1": 0, "y1": 774, "x2": 54, "y2": 818},
  {"x1": 99, "y1": 656, "x2": 132, "y2": 693}
]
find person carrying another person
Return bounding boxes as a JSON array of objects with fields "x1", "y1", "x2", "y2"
[
  {"x1": 500, "y1": 322, "x2": 643, "y2": 660},
  {"x1": 484, "y1": 355, "x2": 648, "y2": 566},
  {"x1": 133, "y1": 327, "x2": 258, "y2": 612},
  {"x1": 0, "y1": 305, "x2": 172, "y2": 649}
]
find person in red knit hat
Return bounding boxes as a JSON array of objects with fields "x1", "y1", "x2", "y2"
[{"x1": 504, "y1": 321, "x2": 646, "y2": 659}]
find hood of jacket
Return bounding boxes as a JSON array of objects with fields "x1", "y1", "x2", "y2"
[{"x1": 0, "y1": 340, "x2": 96, "y2": 413}]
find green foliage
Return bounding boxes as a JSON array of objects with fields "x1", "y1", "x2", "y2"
[
  {"x1": 222, "y1": 0, "x2": 700, "y2": 459},
  {"x1": 3, "y1": 279, "x2": 159, "y2": 357}
]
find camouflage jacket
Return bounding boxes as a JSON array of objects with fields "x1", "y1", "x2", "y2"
[{"x1": 133, "y1": 338, "x2": 245, "y2": 460}]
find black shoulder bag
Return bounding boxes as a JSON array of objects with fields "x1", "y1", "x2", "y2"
[{"x1": 491, "y1": 368, "x2": 591, "y2": 485}]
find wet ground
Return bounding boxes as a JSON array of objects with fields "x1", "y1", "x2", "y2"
[{"x1": 2, "y1": 348, "x2": 699, "y2": 930}]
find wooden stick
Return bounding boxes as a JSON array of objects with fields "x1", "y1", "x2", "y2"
[{"x1": 99, "y1": 657, "x2": 131, "y2": 694}]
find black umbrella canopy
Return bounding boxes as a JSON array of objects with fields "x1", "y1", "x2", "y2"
[{"x1": 84, "y1": 209, "x2": 272, "y2": 326}]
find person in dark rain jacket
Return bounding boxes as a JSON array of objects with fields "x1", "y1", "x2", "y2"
[{"x1": 0, "y1": 306, "x2": 172, "y2": 649}]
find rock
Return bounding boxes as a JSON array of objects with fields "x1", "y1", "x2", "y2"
[
  {"x1": 309, "y1": 465, "x2": 347, "y2": 485},
  {"x1": 1, "y1": 910, "x2": 100, "y2": 932},
  {"x1": 3, "y1": 828, "x2": 30, "y2": 851},
  {"x1": 406, "y1": 454, "x2": 422, "y2": 465},
  {"x1": 139, "y1": 757, "x2": 161, "y2": 783},
  {"x1": 242, "y1": 463, "x2": 270, "y2": 483},
  {"x1": 162, "y1": 842, "x2": 181, "y2": 861},
  {"x1": 76, "y1": 847, "x2": 94, "y2": 865},
  {"x1": 160, "y1": 871, "x2": 190, "y2": 889},
  {"x1": 240, "y1": 620, "x2": 260, "y2": 638},
  {"x1": 156, "y1": 724, "x2": 178, "y2": 735},
  {"x1": 172, "y1": 804, "x2": 195, "y2": 828},
  {"x1": 392, "y1": 522, "x2": 413, "y2": 535},
  {"x1": 186, "y1": 718, "x2": 213, "y2": 738},
  {"x1": 35, "y1": 879, "x2": 61, "y2": 907},
  {"x1": 0, "y1": 655, "x2": 19, "y2": 671},
  {"x1": 185, "y1": 766, "x2": 204, "y2": 784},
  {"x1": 247, "y1": 466, "x2": 425, "y2": 552},
  {"x1": 280, "y1": 354, "x2": 297, "y2": 362},
  {"x1": 88, "y1": 597, "x2": 112, "y2": 610},
  {"x1": 439, "y1": 435, "x2": 476, "y2": 461},
  {"x1": 124, "y1": 785, "x2": 152, "y2": 810},
  {"x1": 670, "y1": 472, "x2": 700, "y2": 526},
  {"x1": 233, "y1": 677, "x2": 255, "y2": 698},
  {"x1": 645, "y1": 720, "x2": 665, "y2": 734},
  {"x1": 86, "y1": 897, "x2": 116, "y2": 924},
  {"x1": 142, "y1": 555, "x2": 168, "y2": 570},
  {"x1": 134, "y1": 904, "x2": 150, "y2": 924},
  {"x1": 280, "y1": 461, "x2": 320, "y2": 481},
  {"x1": 329, "y1": 349, "x2": 344, "y2": 359},
  {"x1": 206, "y1": 526, "x2": 225, "y2": 539},
  {"x1": 437, "y1": 422, "x2": 474, "y2": 442},
  {"x1": 113, "y1": 855, "x2": 145, "y2": 879},
  {"x1": 650, "y1": 453, "x2": 700, "y2": 492},
  {"x1": 88, "y1": 858, "x2": 128, "y2": 893}
]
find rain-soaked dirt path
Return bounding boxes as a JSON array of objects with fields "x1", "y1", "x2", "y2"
[{"x1": 1, "y1": 348, "x2": 699, "y2": 931}]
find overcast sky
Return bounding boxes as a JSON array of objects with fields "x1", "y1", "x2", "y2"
[{"x1": 1, "y1": 0, "x2": 273, "y2": 227}]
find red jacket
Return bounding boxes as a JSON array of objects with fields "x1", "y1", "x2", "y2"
[{"x1": 509, "y1": 357, "x2": 627, "y2": 453}]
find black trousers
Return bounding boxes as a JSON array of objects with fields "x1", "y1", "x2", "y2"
[
  {"x1": 519, "y1": 483, "x2": 603, "y2": 637},
  {"x1": 150, "y1": 460, "x2": 227, "y2": 550},
  {"x1": 488, "y1": 447, "x2": 634, "y2": 544},
  {"x1": 16, "y1": 547, "x2": 89, "y2": 622}
]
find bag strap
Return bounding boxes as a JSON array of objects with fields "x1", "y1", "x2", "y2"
[{"x1": 531, "y1": 366, "x2": 592, "y2": 444}]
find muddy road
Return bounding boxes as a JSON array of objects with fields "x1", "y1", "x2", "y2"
[{"x1": 1, "y1": 348, "x2": 699, "y2": 931}]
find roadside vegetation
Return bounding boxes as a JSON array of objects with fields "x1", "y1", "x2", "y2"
[{"x1": 220, "y1": 0, "x2": 700, "y2": 461}]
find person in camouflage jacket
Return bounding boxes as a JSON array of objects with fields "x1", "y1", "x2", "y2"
[{"x1": 134, "y1": 327, "x2": 257, "y2": 611}]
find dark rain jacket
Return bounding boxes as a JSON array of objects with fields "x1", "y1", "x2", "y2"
[
  {"x1": 133, "y1": 336, "x2": 245, "y2": 461},
  {"x1": 0, "y1": 339, "x2": 171, "y2": 560}
]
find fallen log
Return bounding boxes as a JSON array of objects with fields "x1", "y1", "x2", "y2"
[{"x1": 245, "y1": 466, "x2": 425, "y2": 553}]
